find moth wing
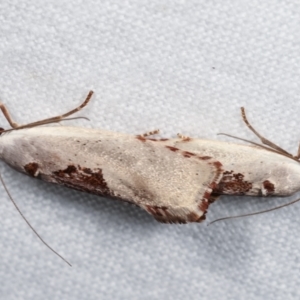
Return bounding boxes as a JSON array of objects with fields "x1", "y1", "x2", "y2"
[
  {"x1": 47, "y1": 135, "x2": 223, "y2": 224},
  {"x1": 131, "y1": 142, "x2": 223, "y2": 223},
  {"x1": 3, "y1": 128, "x2": 223, "y2": 224}
]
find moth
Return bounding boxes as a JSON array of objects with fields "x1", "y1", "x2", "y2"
[{"x1": 0, "y1": 91, "x2": 299, "y2": 226}]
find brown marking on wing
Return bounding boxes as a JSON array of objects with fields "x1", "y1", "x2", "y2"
[
  {"x1": 147, "y1": 205, "x2": 208, "y2": 224},
  {"x1": 199, "y1": 199, "x2": 209, "y2": 212},
  {"x1": 148, "y1": 206, "x2": 208, "y2": 224},
  {"x1": 194, "y1": 161, "x2": 224, "y2": 217},
  {"x1": 183, "y1": 151, "x2": 196, "y2": 158},
  {"x1": 199, "y1": 182, "x2": 221, "y2": 215},
  {"x1": 24, "y1": 162, "x2": 39, "y2": 177},
  {"x1": 52, "y1": 165, "x2": 112, "y2": 197},
  {"x1": 213, "y1": 170, "x2": 253, "y2": 195},
  {"x1": 209, "y1": 193, "x2": 221, "y2": 203},
  {"x1": 199, "y1": 156, "x2": 212, "y2": 160},
  {"x1": 212, "y1": 161, "x2": 222, "y2": 169},
  {"x1": 262, "y1": 180, "x2": 275, "y2": 196},
  {"x1": 82, "y1": 167, "x2": 93, "y2": 174},
  {"x1": 55, "y1": 165, "x2": 77, "y2": 176},
  {"x1": 198, "y1": 214, "x2": 207, "y2": 222},
  {"x1": 136, "y1": 135, "x2": 146, "y2": 142},
  {"x1": 165, "y1": 146, "x2": 179, "y2": 152},
  {"x1": 208, "y1": 181, "x2": 218, "y2": 191},
  {"x1": 147, "y1": 138, "x2": 169, "y2": 142},
  {"x1": 146, "y1": 205, "x2": 190, "y2": 224},
  {"x1": 207, "y1": 162, "x2": 223, "y2": 189},
  {"x1": 146, "y1": 205, "x2": 166, "y2": 217},
  {"x1": 202, "y1": 190, "x2": 212, "y2": 203}
]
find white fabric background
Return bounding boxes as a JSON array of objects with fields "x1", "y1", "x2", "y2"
[{"x1": 1, "y1": 1, "x2": 300, "y2": 299}]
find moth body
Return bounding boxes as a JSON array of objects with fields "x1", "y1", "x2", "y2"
[{"x1": 0, "y1": 93, "x2": 299, "y2": 224}]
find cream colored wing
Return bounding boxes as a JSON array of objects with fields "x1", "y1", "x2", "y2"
[{"x1": 0, "y1": 127, "x2": 224, "y2": 223}]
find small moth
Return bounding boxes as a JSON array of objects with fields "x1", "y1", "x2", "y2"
[{"x1": 0, "y1": 91, "x2": 300, "y2": 226}]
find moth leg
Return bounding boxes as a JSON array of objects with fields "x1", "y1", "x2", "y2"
[
  {"x1": 137, "y1": 129, "x2": 160, "y2": 138},
  {"x1": 241, "y1": 107, "x2": 292, "y2": 157},
  {"x1": 0, "y1": 102, "x2": 20, "y2": 128},
  {"x1": 177, "y1": 133, "x2": 191, "y2": 141},
  {"x1": 16, "y1": 91, "x2": 93, "y2": 130}
]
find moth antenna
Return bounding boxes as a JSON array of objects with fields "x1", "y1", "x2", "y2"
[
  {"x1": 240, "y1": 107, "x2": 291, "y2": 156},
  {"x1": 62, "y1": 116, "x2": 90, "y2": 122},
  {"x1": 0, "y1": 172, "x2": 71, "y2": 266},
  {"x1": 218, "y1": 133, "x2": 282, "y2": 153},
  {"x1": 207, "y1": 197, "x2": 300, "y2": 226},
  {"x1": 218, "y1": 133, "x2": 300, "y2": 163},
  {"x1": 0, "y1": 91, "x2": 93, "y2": 132},
  {"x1": 1, "y1": 117, "x2": 91, "y2": 134}
]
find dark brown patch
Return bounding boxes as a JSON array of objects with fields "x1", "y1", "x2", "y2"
[
  {"x1": 202, "y1": 190, "x2": 212, "y2": 202},
  {"x1": 209, "y1": 193, "x2": 221, "y2": 203},
  {"x1": 82, "y1": 167, "x2": 93, "y2": 174},
  {"x1": 147, "y1": 204, "x2": 208, "y2": 224},
  {"x1": 136, "y1": 135, "x2": 146, "y2": 142},
  {"x1": 191, "y1": 160, "x2": 224, "y2": 218},
  {"x1": 147, "y1": 138, "x2": 169, "y2": 142},
  {"x1": 201, "y1": 182, "x2": 220, "y2": 206},
  {"x1": 263, "y1": 180, "x2": 275, "y2": 195},
  {"x1": 199, "y1": 199, "x2": 209, "y2": 212},
  {"x1": 209, "y1": 181, "x2": 218, "y2": 190},
  {"x1": 195, "y1": 192, "x2": 220, "y2": 221},
  {"x1": 212, "y1": 161, "x2": 222, "y2": 169},
  {"x1": 208, "y1": 161, "x2": 223, "y2": 188},
  {"x1": 146, "y1": 205, "x2": 188, "y2": 224},
  {"x1": 24, "y1": 162, "x2": 39, "y2": 177},
  {"x1": 198, "y1": 214, "x2": 206, "y2": 222},
  {"x1": 52, "y1": 165, "x2": 112, "y2": 197},
  {"x1": 54, "y1": 165, "x2": 77, "y2": 177},
  {"x1": 213, "y1": 170, "x2": 253, "y2": 195},
  {"x1": 199, "y1": 156, "x2": 212, "y2": 160},
  {"x1": 182, "y1": 151, "x2": 196, "y2": 158},
  {"x1": 165, "y1": 146, "x2": 179, "y2": 152}
]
